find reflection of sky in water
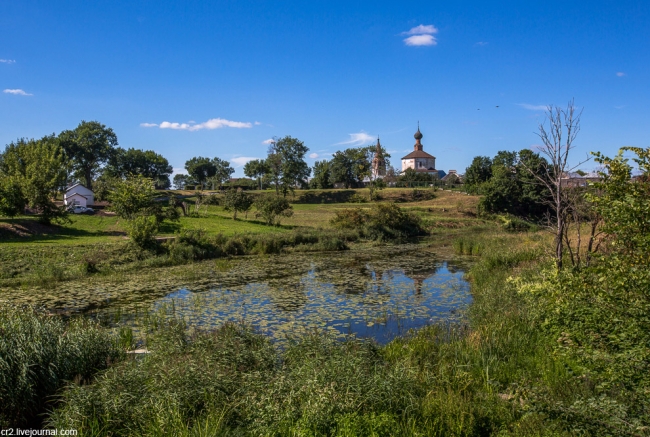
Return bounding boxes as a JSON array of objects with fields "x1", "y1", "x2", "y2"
[{"x1": 154, "y1": 262, "x2": 470, "y2": 345}]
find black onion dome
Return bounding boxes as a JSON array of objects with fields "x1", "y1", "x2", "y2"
[{"x1": 414, "y1": 128, "x2": 423, "y2": 140}]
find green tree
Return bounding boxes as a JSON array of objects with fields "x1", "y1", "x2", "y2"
[
  {"x1": 59, "y1": 120, "x2": 118, "y2": 190},
  {"x1": 184, "y1": 157, "x2": 216, "y2": 189},
  {"x1": 106, "y1": 148, "x2": 172, "y2": 189},
  {"x1": 243, "y1": 159, "x2": 269, "y2": 190},
  {"x1": 464, "y1": 156, "x2": 492, "y2": 188},
  {"x1": 254, "y1": 195, "x2": 294, "y2": 225},
  {"x1": 266, "y1": 136, "x2": 310, "y2": 197},
  {"x1": 329, "y1": 148, "x2": 367, "y2": 188},
  {"x1": 1, "y1": 136, "x2": 69, "y2": 224},
  {"x1": 590, "y1": 147, "x2": 650, "y2": 260},
  {"x1": 173, "y1": 174, "x2": 192, "y2": 190},
  {"x1": 222, "y1": 188, "x2": 254, "y2": 219},
  {"x1": 478, "y1": 149, "x2": 551, "y2": 218},
  {"x1": 310, "y1": 160, "x2": 333, "y2": 189},
  {"x1": 0, "y1": 176, "x2": 25, "y2": 218},
  {"x1": 208, "y1": 157, "x2": 234, "y2": 190},
  {"x1": 108, "y1": 175, "x2": 157, "y2": 220}
]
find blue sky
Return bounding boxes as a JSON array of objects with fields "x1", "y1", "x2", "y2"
[{"x1": 2, "y1": 0, "x2": 649, "y2": 177}]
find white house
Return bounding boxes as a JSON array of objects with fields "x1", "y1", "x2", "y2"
[{"x1": 64, "y1": 184, "x2": 94, "y2": 207}]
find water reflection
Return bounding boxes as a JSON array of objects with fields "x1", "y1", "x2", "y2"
[{"x1": 152, "y1": 261, "x2": 470, "y2": 345}]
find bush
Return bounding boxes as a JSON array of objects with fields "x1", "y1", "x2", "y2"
[
  {"x1": 165, "y1": 229, "x2": 224, "y2": 262},
  {"x1": 0, "y1": 306, "x2": 123, "y2": 427},
  {"x1": 497, "y1": 215, "x2": 539, "y2": 232},
  {"x1": 254, "y1": 195, "x2": 293, "y2": 225},
  {"x1": 411, "y1": 188, "x2": 436, "y2": 201},
  {"x1": 347, "y1": 193, "x2": 367, "y2": 203},
  {"x1": 330, "y1": 208, "x2": 370, "y2": 229},
  {"x1": 125, "y1": 215, "x2": 159, "y2": 249},
  {"x1": 331, "y1": 203, "x2": 426, "y2": 241},
  {"x1": 222, "y1": 188, "x2": 253, "y2": 219}
]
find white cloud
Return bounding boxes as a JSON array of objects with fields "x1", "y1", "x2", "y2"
[
  {"x1": 517, "y1": 103, "x2": 548, "y2": 111},
  {"x1": 402, "y1": 24, "x2": 438, "y2": 35},
  {"x1": 141, "y1": 118, "x2": 253, "y2": 131},
  {"x1": 0, "y1": 59, "x2": 16, "y2": 64},
  {"x1": 231, "y1": 156, "x2": 260, "y2": 167},
  {"x1": 254, "y1": 121, "x2": 261, "y2": 125},
  {"x1": 336, "y1": 132, "x2": 376, "y2": 147},
  {"x1": 172, "y1": 167, "x2": 188, "y2": 176},
  {"x1": 3, "y1": 88, "x2": 32, "y2": 96},
  {"x1": 616, "y1": 72, "x2": 626, "y2": 77},
  {"x1": 402, "y1": 24, "x2": 438, "y2": 46},
  {"x1": 404, "y1": 34, "x2": 437, "y2": 46},
  {"x1": 475, "y1": 41, "x2": 488, "y2": 46},
  {"x1": 262, "y1": 138, "x2": 275, "y2": 144},
  {"x1": 309, "y1": 153, "x2": 319, "y2": 159}
]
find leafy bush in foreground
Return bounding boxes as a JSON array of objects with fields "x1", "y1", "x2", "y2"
[{"x1": 0, "y1": 306, "x2": 123, "y2": 427}]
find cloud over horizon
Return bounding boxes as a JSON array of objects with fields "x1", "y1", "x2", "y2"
[
  {"x1": 616, "y1": 72, "x2": 626, "y2": 77},
  {"x1": 231, "y1": 156, "x2": 260, "y2": 167},
  {"x1": 3, "y1": 88, "x2": 32, "y2": 96},
  {"x1": 336, "y1": 132, "x2": 376, "y2": 147},
  {"x1": 309, "y1": 153, "x2": 319, "y2": 159},
  {"x1": 517, "y1": 103, "x2": 548, "y2": 111},
  {"x1": 402, "y1": 24, "x2": 438, "y2": 46},
  {"x1": 140, "y1": 118, "x2": 253, "y2": 131},
  {"x1": 0, "y1": 59, "x2": 16, "y2": 64},
  {"x1": 262, "y1": 138, "x2": 275, "y2": 145}
]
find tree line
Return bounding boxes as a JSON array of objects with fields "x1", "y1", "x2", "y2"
[{"x1": 0, "y1": 121, "x2": 173, "y2": 223}]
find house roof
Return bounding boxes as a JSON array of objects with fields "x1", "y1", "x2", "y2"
[
  {"x1": 66, "y1": 192, "x2": 89, "y2": 199},
  {"x1": 402, "y1": 150, "x2": 436, "y2": 160},
  {"x1": 65, "y1": 183, "x2": 93, "y2": 194}
]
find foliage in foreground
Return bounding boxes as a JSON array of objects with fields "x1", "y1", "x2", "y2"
[{"x1": 0, "y1": 306, "x2": 123, "y2": 427}]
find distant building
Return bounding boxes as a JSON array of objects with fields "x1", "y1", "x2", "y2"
[
  {"x1": 64, "y1": 183, "x2": 94, "y2": 207},
  {"x1": 441, "y1": 169, "x2": 462, "y2": 183},
  {"x1": 401, "y1": 124, "x2": 439, "y2": 176},
  {"x1": 560, "y1": 171, "x2": 601, "y2": 187},
  {"x1": 372, "y1": 137, "x2": 386, "y2": 178}
]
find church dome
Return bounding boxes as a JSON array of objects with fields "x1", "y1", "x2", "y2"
[{"x1": 414, "y1": 127, "x2": 423, "y2": 140}]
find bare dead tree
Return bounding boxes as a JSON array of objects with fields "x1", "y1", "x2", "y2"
[{"x1": 519, "y1": 99, "x2": 590, "y2": 270}]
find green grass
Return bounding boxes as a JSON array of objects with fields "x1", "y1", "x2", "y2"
[
  {"x1": 35, "y1": 230, "x2": 579, "y2": 436},
  {"x1": 0, "y1": 306, "x2": 123, "y2": 428}
]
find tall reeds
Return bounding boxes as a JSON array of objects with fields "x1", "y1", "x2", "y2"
[{"x1": 0, "y1": 306, "x2": 123, "y2": 427}]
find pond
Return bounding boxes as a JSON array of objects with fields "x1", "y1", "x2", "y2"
[
  {"x1": 151, "y1": 261, "x2": 470, "y2": 345},
  {"x1": 2, "y1": 244, "x2": 473, "y2": 345}
]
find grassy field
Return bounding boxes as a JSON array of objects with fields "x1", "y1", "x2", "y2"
[{"x1": 0, "y1": 188, "x2": 482, "y2": 245}]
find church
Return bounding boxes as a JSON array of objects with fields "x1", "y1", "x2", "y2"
[{"x1": 401, "y1": 124, "x2": 442, "y2": 177}]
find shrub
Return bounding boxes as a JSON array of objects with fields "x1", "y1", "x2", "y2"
[
  {"x1": 254, "y1": 195, "x2": 293, "y2": 225},
  {"x1": 330, "y1": 208, "x2": 370, "y2": 229},
  {"x1": 222, "y1": 188, "x2": 254, "y2": 219},
  {"x1": 125, "y1": 215, "x2": 159, "y2": 249},
  {"x1": 411, "y1": 188, "x2": 436, "y2": 201},
  {"x1": 0, "y1": 306, "x2": 123, "y2": 427},
  {"x1": 348, "y1": 193, "x2": 367, "y2": 203},
  {"x1": 165, "y1": 229, "x2": 224, "y2": 261},
  {"x1": 331, "y1": 203, "x2": 426, "y2": 241},
  {"x1": 497, "y1": 215, "x2": 538, "y2": 232}
]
